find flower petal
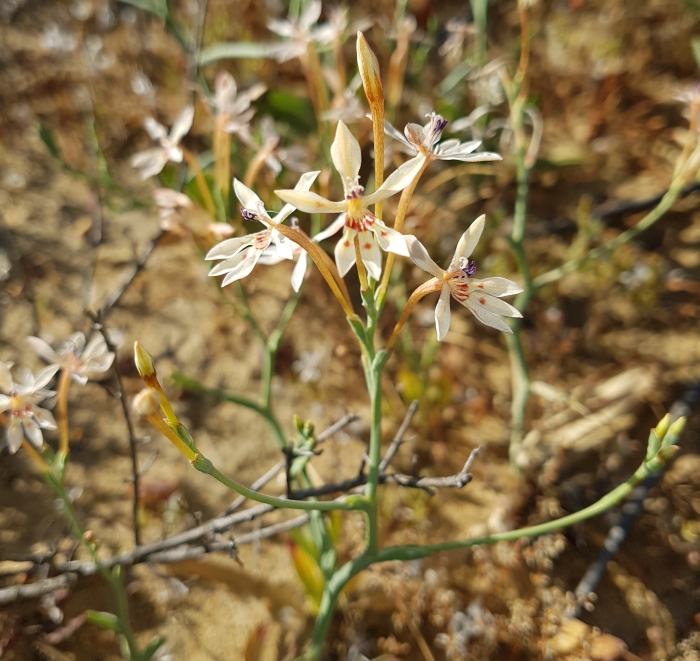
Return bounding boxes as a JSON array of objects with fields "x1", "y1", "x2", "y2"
[
  {"x1": 233, "y1": 178, "x2": 265, "y2": 212},
  {"x1": 267, "y1": 18, "x2": 294, "y2": 38},
  {"x1": 0, "y1": 394, "x2": 10, "y2": 413},
  {"x1": 69, "y1": 332, "x2": 87, "y2": 355},
  {"x1": 436, "y1": 139, "x2": 480, "y2": 156},
  {"x1": 383, "y1": 120, "x2": 413, "y2": 151},
  {"x1": 169, "y1": 106, "x2": 194, "y2": 144},
  {"x1": 463, "y1": 301, "x2": 513, "y2": 333},
  {"x1": 27, "y1": 337, "x2": 59, "y2": 364},
  {"x1": 276, "y1": 170, "x2": 321, "y2": 223},
  {"x1": 470, "y1": 277, "x2": 523, "y2": 297},
  {"x1": 6, "y1": 421, "x2": 23, "y2": 454},
  {"x1": 32, "y1": 405, "x2": 57, "y2": 429},
  {"x1": 209, "y1": 250, "x2": 250, "y2": 276},
  {"x1": 215, "y1": 71, "x2": 237, "y2": 113},
  {"x1": 206, "y1": 235, "x2": 254, "y2": 260},
  {"x1": 299, "y1": 0, "x2": 322, "y2": 30},
  {"x1": 129, "y1": 149, "x2": 168, "y2": 180},
  {"x1": 274, "y1": 189, "x2": 346, "y2": 214},
  {"x1": 312, "y1": 213, "x2": 346, "y2": 242},
  {"x1": 372, "y1": 222, "x2": 409, "y2": 257},
  {"x1": 144, "y1": 117, "x2": 167, "y2": 142},
  {"x1": 291, "y1": 252, "x2": 308, "y2": 292},
  {"x1": 435, "y1": 286, "x2": 451, "y2": 341},
  {"x1": 334, "y1": 228, "x2": 357, "y2": 277},
  {"x1": 465, "y1": 291, "x2": 522, "y2": 318},
  {"x1": 81, "y1": 334, "x2": 104, "y2": 361},
  {"x1": 452, "y1": 215, "x2": 485, "y2": 265},
  {"x1": 33, "y1": 365, "x2": 60, "y2": 390},
  {"x1": 364, "y1": 155, "x2": 426, "y2": 205},
  {"x1": 358, "y1": 231, "x2": 382, "y2": 280},
  {"x1": 404, "y1": 236, "x2": 444, "y2": 279},
  {"x1": 330, "y1": 121, "x2": 362, "y2": 190},
  {"x1": 221, "y1": 250, "x2": 260, "y2": 286},
  {"x1": 23, "y1": 417, "x2": 44, "y2": 449}
]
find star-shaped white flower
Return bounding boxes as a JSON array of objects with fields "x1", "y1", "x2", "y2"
[
  {"x1": 275, "y1": 121, "x2": 424, "y2": 280},
  {"x1": 129, "y1": 106, "x2": 194, "y2": 180},
  {"x1": 268, "y1": 0, "x2": 335, "y2": 63},
  {"x1": 0, "y1": 362, "x2": 58, "y2": 454},
  {"x1": 384, "y1": 112, "x2": 501, "y2": 163},
  {"x1": 206, "y1": 171, "x2": 320, "y2": 286},
  {"x1": 208, "y1": 71, "x2": 266, "y2": 143},
  {"x1": 405, "y1": 216, "x2": 523, "y2": 339},
  {"x1": 27, "y1": 332, "x2": 115, "y2": 386}
]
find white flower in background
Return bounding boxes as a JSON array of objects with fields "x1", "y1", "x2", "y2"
[
  {"x1": 208, "y1": 71, "x2": 266, "y2": 143},
  {"x1": 406, "y1": 216, "x2": 523, "y2": 338},
  {"x1": 0, "y1": 362, "x2": 58, "y2": 453},
  {"x1": 153, "y1": 188, "x2": 192, "y2": 230},
  {"x1": 255, "y1": 116, "x2": 310, "y2": 176},
  {"x1": 275, "y1": 121, "x2": 424, "y2": 280},
  {"x1": 438, "y1": 19, "x2": 475, "y2": 67},
  {"x1": 384, "y1": 112, "x2": 501, "y2": 164},
  {"x1": 27, "y1": 332, "x2": 115, "y2": 385},
  {"x1": 206, "y1": 172, "x2": 320, "y2": 286},
  {"x1": 267, "y1": 0, "x2": 335, "y2": 62},
  {"x1": 129, "y1": 106, "x2": 194, "y2": 180}
]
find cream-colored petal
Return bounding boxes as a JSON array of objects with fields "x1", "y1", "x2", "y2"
[
  {"x1": 451, "y1": 215, "x2": 485, "y2": 266},
  {"x1": 206, "y1": 235, "x2": 254, "y2": 260},
  {"x1": 312, "y1": 214, "x2": 346, "y2": 242},
  {"x1": 144, "y1": 117, "x2": 167, "y2": 142},
  {"x1": 291, "y1": 252, "x2": 308, "y2": 292},
  {"x1": 404, "y1": 236, "x2": 444, "y2": 279},
  {"x1": 470, "y1": 277, "x2": 523, "y2": 298},
  {"x1": 275, "y1": 189, "x2": 346, "y2": 214},
  {"x1": 372, "y1": 223, "x2": 409, "y2": 257},
  {"x1": 6, "y1": 422, "x2": 24, "y2": 454},
  {"x1": 464, "y1": 301, "x2": 513, "y2": 333},
  {"x1": 233, "y1": 178, "x2": 265, "y2": 212},
  {"x1": 330, "y1": 121, "x2": 362, "y2": 190},
  {"x1": 33, "y1": 365, "x2": 60, "y2": 391},
  {"x1": 364, "y1": 155, "x2": 426, "y2": 205},
  {"x1": 221, "y1": 250, "x2": 260, "y2": 286},
  {"x1": 169, "y1": 106, "x2": 194, "y2": 144},
  {"x1": 334, "y1": 228, "x2": 357, "y2": 277},
  {"x1": 23, "y1": 417, "x2": 44, "y2": 449},
  {"x1": 27, "y1": 337, "x2": 59, "y2": 364},
  {"x1": 209, "y1": 250, "x2": 250, "y2": 276},
  {"x1": 357, "y1": 231, "x2": 382, "y2": 280},
  {"x1": 276, "y1": 170, "x2": 321, "y2": 223},
  {"x1": 435, "y1": 287, "x2": 451, "y2": 341},
  {"x1": 465, "y1": 291, "x2": 522, "y2": 318}
]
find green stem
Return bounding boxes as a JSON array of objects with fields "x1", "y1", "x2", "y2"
[{"x1": 193, "y1": 455, "x2": 364, "y2": 513}]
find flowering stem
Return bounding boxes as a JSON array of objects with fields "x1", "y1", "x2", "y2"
[
  {"x1": 376, "y1": 157, "x2": 430, "y2": 307},
  {"x1": 301, "y1": 45, "x2": 330, "y2": 133},
  {"x1": 56, "y1": 369, "x2": 71, "y2": 457},
  {"x1": 242, "y1": 146, "x2": 270, "y2": 190},
  {"x1": 182, "y1": 147, "x2": 217, "y2": 217},
  {"x1": 213, "y1": 121, "x2": 231, "y2": 205},
  {"x1": 353, "y1": 236, "x2": 370, "y2": 291}
]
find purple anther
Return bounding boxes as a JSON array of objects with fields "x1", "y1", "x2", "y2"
[
  {"x1": 241, "y1": 208, "x2": 259, "y2": 222},
  {"x1": 463, "y1": 260, "x2": 477, "y2": 277}
]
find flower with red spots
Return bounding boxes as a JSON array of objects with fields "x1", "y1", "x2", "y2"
[
  {"x1": 0, "y1": 362, "x2": 58, "y2": 454},
  {"x1": 275, "y1": 121, "x2": 424, "y2": 280},
  {"x1": 405, "y1": 215, "x2": 523, "y2": 339},
  {"x1": 206, "y1": 172, "x2": 319, "y2": 286}
]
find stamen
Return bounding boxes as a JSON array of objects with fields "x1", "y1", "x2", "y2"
[
  {"x1": 241, "y1": 208, "x2": 260, "y2": 222},
  {"x1": 458, "y1": 257, "x2": 477, "y2": 277}
]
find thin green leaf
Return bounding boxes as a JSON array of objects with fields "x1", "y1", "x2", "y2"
[
  {"x1": 118, "y1": 0, "x2": 169, "y2": 18},
  {"x1": 85, "y1": 610, "x2": 120, "y2": 631}
]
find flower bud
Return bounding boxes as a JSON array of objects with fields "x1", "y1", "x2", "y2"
[
  {"x1": 654, "y1": 413, "x2": 671, "y2": 441},
  {"x1": 133, "y1": 388, "x2": 160, "y2": 417},
  {"x1": 668, "y1": 416, "x2": 687, "y2": 438},
  {"x1": 356, "y1": 32, "x2": 384, "y2": 110},
  {"x1": 134, "y1": 341, "x2": 156, "y2": 381}
]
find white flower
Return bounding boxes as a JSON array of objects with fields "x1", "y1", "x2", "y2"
[
  {"x1": 384, "y1": 112, "x2": 501, "y2": 164},
  {"x1": 206, "y1": 171, "x2": 320, "y2": 286},
  {"x1": 0, "y1": 362, "x2": 58, "y2": 453},
  {"x1": 406, "y1": 216, "x2": 523, "y2": 339},
  {"x1": 267, "y1": 0, "x2": 335, "y2": 62},
  {"x1": 208, "y1": 71, "x2": 266, "y2": 143},
  {"x1": 275, "y1": 121, "x2": 424, "y2": 280},
  {"x1": 129, "y1": 106, "x2": 194, "y2": 180},
  {"x1": 27, "y1": 332, "x2": 115, "y2": 385},
  {"x1": 153, "y1": 188, "x2": 192, "y2": 230},
  {"x1": 254, "y1": 116, "x2": 310, "y2": 176}
]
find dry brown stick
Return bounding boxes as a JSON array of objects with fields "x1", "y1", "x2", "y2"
[
  {"x1": 379, "y1": 401, "x2": 419, "y2": 474},
  {"x1": 223, "y1": 413, "x2": 360, "y2": 516},
  {"x1": 0, "y1": 575, "x2": 76, "y2": 605}
]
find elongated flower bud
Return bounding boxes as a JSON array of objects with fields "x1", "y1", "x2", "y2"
[
  {"x1": 356, "y1": 32, "x2": 384, "y2": 110},
  {"x1": 134, "y1": 341, "x2": 156, "y2": 382},
  {"x1": 133, "y1": 388, "x2": 160, "y2": 417}
]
